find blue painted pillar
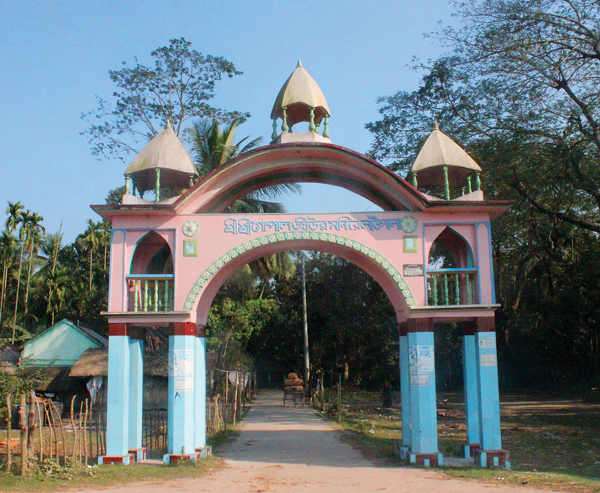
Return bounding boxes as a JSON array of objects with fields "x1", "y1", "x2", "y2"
[
  {"x1": 128, "y1": 338, "x2": 144, "y2": 452},
  {"x1": 167, "y1": 323, "x2": 196, "y2": 457},
  {"x1": 195, "y1": 328, "x2": 207, "y2": 449},
  {"x1": 406, "y1": 318, "x2": 442, "y2": 466},
  {"x1": 476, "y1": 330, "x2": 502, "y2": 450},
  {"x1": 461, "y1": 322, "x2": 481, "y2": 458},
  {"x1": 398, "y1": 323, "x2": 411, "y2": 456},
  {"x1": 473, "y1": 317, "x2": 510, "y2": 468},
  {"x1": 106, "y1": 328, "x2": 130, "y2": 457}
]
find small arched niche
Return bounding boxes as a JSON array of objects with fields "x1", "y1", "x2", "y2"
[
  {"x1": 130, "y1": 232, "x2": 173, "y2": 275},
  {"x1": 128, "y1": 232, "x2": 174, "y2": 312},
  {"x1": 427, "y1": 227, "x2": 477, "y2": 306}
]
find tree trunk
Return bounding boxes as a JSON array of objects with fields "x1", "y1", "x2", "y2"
[
  {"x1": 89, "y1": 250, "x2": 93, "y2": 291},
  {"x1": 27, "y1": 391, "x2": 36, "y2": 458},
  {"x1": 6, "y1": 394, "x2": 12, "y2": 471},
  {"x1": 24, "y1": 243, "x2": 34, "y2": 315},
  {"x1": 19, "y1": 394, "x2": 28, "y2": 476},
  {"x1": 12, "y1": 242, "x2": 25, "y2": 342},
  {"x1": 0, "y1": 258, "x2": 8, "y2": 324}
]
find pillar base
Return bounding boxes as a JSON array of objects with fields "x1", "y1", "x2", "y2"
[
  {"x1": 473, "y1": 448, "x2": 511, "y2": 469},
  {"x1": 460, "y1": 442, "x2": 480, "y2": 458},
  {"x1": 195, "y1": 446, "x2": 212, "y2": 459},
  {"x1": 409, "y1": 452, "x2": 443, "y2": 467},
  {"x1": 394, "y1": 442, "x2": 411, "y2": 460},
  {"x1": 128, "y1": 447, "x2": 147, "y2": 462},
  {"x1": 163, "y1": 452, "x2": 201, "y2": 464},
  {"x1": 98, "y1": 453, "x2": 135, "y2": 465}
]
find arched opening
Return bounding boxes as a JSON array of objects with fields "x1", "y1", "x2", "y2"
[
  {"x1": 427, "y1": 227, "x2": 477, "y2": 306},
  {"x1": 128, "y1": 232, "x2": 174, "y2": 312},
  {"x1": 201, "y1": 249, "x2": 399, "y2": 393}
]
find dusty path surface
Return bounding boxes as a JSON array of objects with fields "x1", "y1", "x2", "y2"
[{"x1": 82, "y1": 390, "x2": 557, "y2": 492}]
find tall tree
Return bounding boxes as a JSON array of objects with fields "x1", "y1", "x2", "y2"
[
  {"x1": 81, "y1": 220, "x2": 99, "y2": 291},
  {"x1": 367, "y1": 0, "x2": 600, "y2": 233},
  {"x1": 12, "y1": 210, "x2": 32, "y2": 339},
  {"x1": 81, "y1": 37, "x2": 249, "y2": 162},
  {"x1": 39, "y1": 229, "x2": 64, "y2": 323},
  {"x1": 0, "y1": 231, "x2": 15, "y2": 325},
  {"x1": 23, "y1": 212, "x2": 45, "y2": 315}
]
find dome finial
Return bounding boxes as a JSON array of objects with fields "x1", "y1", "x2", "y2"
[
  {"x1": 433, "y1": 120, "x2": 439, "y2": 131},
  {"x1": 271, "y1": 61, "x2": 331, "y2": 144},
  {"x1": 166, "y1": 119, "x2": 171, "y2": 130}
]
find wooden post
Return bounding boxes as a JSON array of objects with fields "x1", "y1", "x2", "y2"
[
  {"x1": 225, "y1": 372, "x2": 229, "y2": 430},
  {"x1": 337, "y1": 374, "x2": 342, "y2": 423},
  {"x1": 19, "y1": 394, "x2": 28, "y2": 475},
  {"x1": 35, "y1": 399, "x2": 43, "y2": 461},
  {"x1": 232, "y1": 374, "x2": 238, "y2": 425},
  {"x1": 78, "y1": 402, "x2": 84, "y2": 461},
  {"x1": 27, "y1": 391, "x2": 36, "y2": 459},
  {"x1": 6, "y1": 394, "x2": 12, "y2": 471},
  {"x1": 320, "y1": 371, "x2": 324, "y2": 411},
  {"x1": 43, "y1": 402, "x2": 54, "y2": 461},
  {"x1": 83, "y1": 399, "x2": 89, "y2": 466},
  {"x1": 70, "y1": 397, "x2": 77, "y2": 459}
]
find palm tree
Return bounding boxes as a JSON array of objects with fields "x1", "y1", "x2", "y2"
[
  {"x1": 23, "y1": 212, "x2": 45, "y2": 314},
  {"x1": 189, "y1": 118, "x2": 301, "y2": 214},
  {"x1": 0, "y1": 230, "x2": 16, "y2": 325},
  {"x1": 5, "y1": 201, "x2": 23, "y2": 233},
  {"x1": 12, "y1": 209, "x2": 31, "y2": 340},
  {"x1": 189, "y1": 119, "x2": 299, "y2": 280},
  {"x1": 81, "y1": 220, "x2": 99, "y2": 290},
  {"x1": 39, "y1": 230, "x2": 65, "y2": 324},
  {"x1": 45, "y1": 266, "x2": 70, "y2": 326}
]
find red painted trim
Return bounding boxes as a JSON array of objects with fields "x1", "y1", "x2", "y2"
[
  {"x1": 398, "y1": 322, "x2": 408, "y2": 337},
  {"x1": 109, "y1": 323, "x2": 128, "y2": 336},
  {"x1": 477, "y1": 317, "x2": 496, "y2": 332},
  {"x1": 406, "y1": 318, "x2": 434, "y2": 333},
  {"x1": 412, "y1": 452, "x2": 441, "y2": 467},
  {"x1": 100, "y1": 454, "x2": 134, "y2": 464},
  {"x1": 473, "y1": 448, "x2": 510, "y2": 468},
  {"x1": 173, "y1": 322, "x2": 196, "y2": 336}
]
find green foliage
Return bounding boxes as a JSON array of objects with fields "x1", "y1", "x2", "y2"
[
  {"x1": 81, "y1": 37, "x2": 249, "y2": 161},
  {"x1": 208, "y1": 297, "x2": 278, "y2": 369},
  {"x1": 246, "y1": 253, "x2": 398, "y2": 390},
  {"x1": 367, "y1": 0, "x2": 600, "y2": 232},
  {"x1": 0, "y1": 367, "x2": 40, "y2": 422},
  {"x1": 366, "y1": 0, "x2": 600, "y2": 392}
]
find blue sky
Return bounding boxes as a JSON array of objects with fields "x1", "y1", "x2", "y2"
[{"x1": 0, "y1": 0, "x2": 456, "y2": 242}]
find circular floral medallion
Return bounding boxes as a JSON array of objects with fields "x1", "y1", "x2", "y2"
[
  {"x1": 182, "y1": 220, "x2": 199, "y2": 237},
  {"x1": 400, "y1": 215, "x2": 418, "y2": 233}
]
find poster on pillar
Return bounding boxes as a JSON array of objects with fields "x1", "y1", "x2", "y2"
[
  {"x1": 409, "y1": 345, "x2": 434, "y2": 386},
  {"x1": 169, "y1": 349, "x2": 195, "y2": 391}
]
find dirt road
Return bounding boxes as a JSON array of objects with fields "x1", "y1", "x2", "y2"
[{"x1": 82, "y1": 391, "x2": 556, "y2": 492}]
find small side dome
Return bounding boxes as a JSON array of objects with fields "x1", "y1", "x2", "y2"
[
  {"x1": 410, "y1": 122, "x2": 483, "y2": 200},
  {"x1": 270, "y1": 60, "x2": 332, "y2": 143},
  {"x1": 124, "y1": 122, "x2": 199, "y2": 202}
]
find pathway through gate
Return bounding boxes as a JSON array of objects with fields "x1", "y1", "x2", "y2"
[{"x1": 80, "y1": 392, "x2": 557, "y2": 493}]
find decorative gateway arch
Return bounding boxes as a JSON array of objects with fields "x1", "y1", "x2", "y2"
[{"x1": 92, "y1": 62, "x2": 512, "y2": 468}]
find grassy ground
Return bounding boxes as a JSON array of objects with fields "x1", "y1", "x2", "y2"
[
  {"x1": 329, "y1": 389, "x2": 600, "y2": 492},
  {"x1": 0, "y1": 456, "x2": 223, "y2": 493},
  {"x1": 0, "y1": 423, "x2": 237, "y2": 492}
]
